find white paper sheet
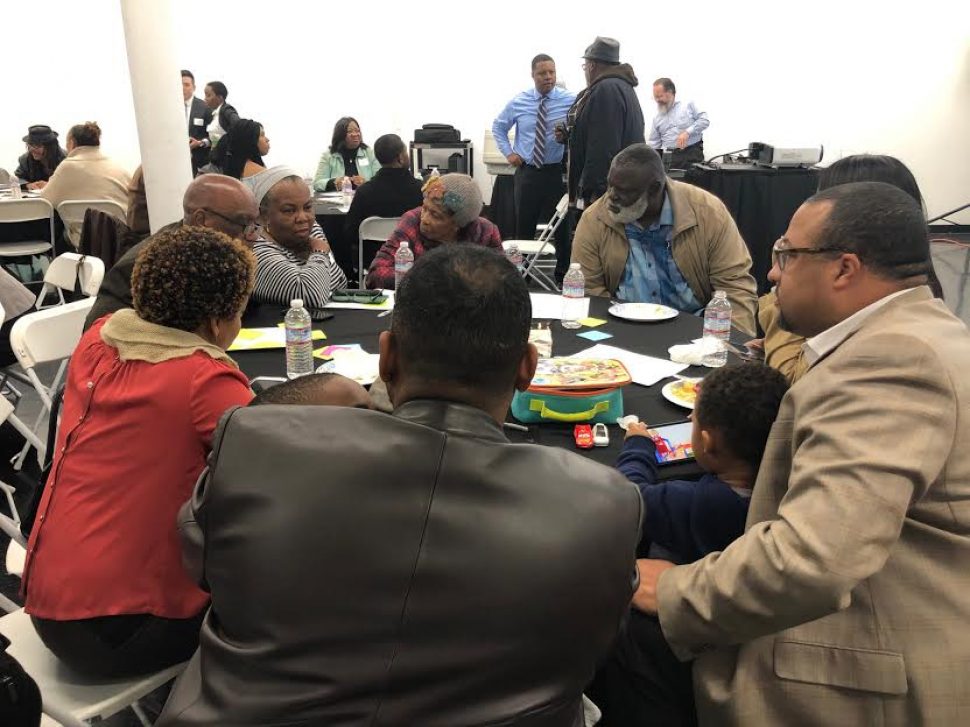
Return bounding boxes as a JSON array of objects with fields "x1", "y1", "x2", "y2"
[
  {"x1": 529, "y1": 293, "x2": 589, "y2": 320},
  {"x1": 571, "y1": 343, "x2": 688, "y2": 387}
]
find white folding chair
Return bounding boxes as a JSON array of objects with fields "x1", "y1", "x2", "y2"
[
  {"x1": 0, "y1": 608, "x2": 186, "y2": 726},
  {"x1": 9, "y1": 298, "x2": 94, "y2": 470},
  {"x1": 502, "y1": 193, "x2": 568, "y2": 291},
  {"x1": 56, "y1": 200, "x2": 126, "y2": 249},
  {"x1": 35, "y1": 253, "x2": 106, "y2": 309},
  {"x1": 358, "y1": 216, "x2": 401, "y2": 288},
  {"x1": 0, "y1": 197, "x2": 55, "y2": 261}
]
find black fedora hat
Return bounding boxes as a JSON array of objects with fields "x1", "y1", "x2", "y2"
[
  {"x1": 582, "y1": 36, "x2": 620, "y2": 64},
  {"x1": 23, "y1": 125, "x2": 58, "y2": 145}
]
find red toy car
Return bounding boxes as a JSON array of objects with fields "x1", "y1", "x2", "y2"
[{"x1": 574, "y1": 424, "x2": 594, "y2": 449}]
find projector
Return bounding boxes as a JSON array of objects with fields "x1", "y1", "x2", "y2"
[{"x1": 748, "y1": 142, "x2": 823, "y2": 168}]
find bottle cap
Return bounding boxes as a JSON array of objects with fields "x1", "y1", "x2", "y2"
[
  {"x1": 290, "y1": 299, "x2": 304, "y2": 308},
  {"x1": 399, "y1": 242, "x2": 409, "y2": 249}
]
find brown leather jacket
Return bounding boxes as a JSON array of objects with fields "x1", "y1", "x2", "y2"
[
  {"x1": 571, "y1": 179, "x2": 759, "y2": 336},
  {"x1": 161, "y1": 400, "x2": 641, "y2": 727}
]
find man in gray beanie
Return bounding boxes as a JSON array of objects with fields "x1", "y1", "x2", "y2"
[{"x1": 365, "y1": 173, "x2": 503, "y2": 289}]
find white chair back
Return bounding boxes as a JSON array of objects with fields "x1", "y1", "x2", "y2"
[
  {"x1": 56, "y1": 199, "x2": 127, "y2": 247},
  {"x1": 35, "y1": 253, "x2": 106, "y2": 309},
  {"x1": 11, "y1": 297, "x2": 94, "y2": 374},
  {"x1": 0, "y1": 198, "x2": 56, "y2": 258},
  {"x1": 358, "y1": 216, "x2": 401, "y2": 288}
]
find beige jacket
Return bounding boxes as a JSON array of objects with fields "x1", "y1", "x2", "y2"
[
  {"x1": 658, "y1": 287, "x2": 970, "y2": 726},
  {"x1": 570, "y1": 180, "x2": 757, "y2": 336},
  {"x1": 758, "y1": 290, "x2": 809, "y2": 384},
  {"x1": 41, "y1": 146, "x2": 130, "y2": 242}
]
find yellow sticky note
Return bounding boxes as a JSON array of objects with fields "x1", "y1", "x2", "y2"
[
  {"x1": 578, "y1": 317, "x2": 608, "y2": 328},
  {"x1": 234, "y1": 329, "x2": 264, "y2": 341}
]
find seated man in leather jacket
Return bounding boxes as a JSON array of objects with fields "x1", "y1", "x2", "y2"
[{"x1": 160, "y1": 244, "x2": 642, "y2": 727}]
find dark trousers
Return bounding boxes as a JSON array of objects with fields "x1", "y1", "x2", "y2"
[
  {"x1": 586, "y1": 611, "x2": 697, "y2": 727},
  {"x1": 669, "y1": 141, "x2": 704, "y2": 170},
  {"x1": 513, "y1": 163, "x2": 571, "y2": 282},
  {"x1": 32, "y1": 610, "x2": 205, "y2": 679}
]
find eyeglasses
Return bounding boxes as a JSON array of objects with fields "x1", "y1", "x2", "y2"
[
  {"x1": 771, "y1": 242, "x2": 849, "y2": 271},
  {"x1": 201, "y1": 208, "x2": 258, "y2": 238}
]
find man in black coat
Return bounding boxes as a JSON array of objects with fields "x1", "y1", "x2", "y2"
[
  {"x1": 564, "y1": 37, "x2": 645, "y2": 208},
  {"x1": 344, "y1": 133, "x2": 424, "y2": 282},
  {"x1": 182, "y1": 70, "x2": 212, "y2": 176}
]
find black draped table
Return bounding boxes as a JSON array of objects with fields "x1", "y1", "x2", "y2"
[
  {"x1": 684, "y1": 165, "x2": 818, "y2": 295},
  {"x1": 237, "y1": 297, "x2": 747, "y2": 481}
]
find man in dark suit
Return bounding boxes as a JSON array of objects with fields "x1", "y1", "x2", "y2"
[
  {"x1": 182, "y1": 70, "x2": 211, "y2": 176},
  {"x1": 344, "y1": 133, "x2": 423, "y2": 280}
]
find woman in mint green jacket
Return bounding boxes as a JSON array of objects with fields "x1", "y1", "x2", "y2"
[{"x1": 312, "y1": 117, "x2": 380, "y2": 192}]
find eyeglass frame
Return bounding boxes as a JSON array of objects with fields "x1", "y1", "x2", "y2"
[
  {"x1": 199, "y1": 207, "x2": 258, "y2": 239},
  {"x1": 771, "y1": 238, "x2": 852, "y2": 271}
]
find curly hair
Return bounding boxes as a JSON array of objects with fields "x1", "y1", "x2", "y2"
[
  {"x1": 132, "y1": 225, "x2": 255, "y2": 332},
  {"x1": 694, "y1": 363, "x2": 789, "y2": 471}
]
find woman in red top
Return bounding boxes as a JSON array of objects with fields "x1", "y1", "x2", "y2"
[{"x1": 23, "y1": 226, "x2": 256, "y2": 678}]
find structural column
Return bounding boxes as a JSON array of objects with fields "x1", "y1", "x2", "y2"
[{"x1": 119, "y1": 0, "x2": 191, "y2": 232}]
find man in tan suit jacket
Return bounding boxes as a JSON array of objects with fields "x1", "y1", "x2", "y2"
[
  {"x1": 570, "y1": 144, "x2": 757, "y2": 335},
  {"x1": 635, "y1": 181, "x2": 970, "y2": 726}
]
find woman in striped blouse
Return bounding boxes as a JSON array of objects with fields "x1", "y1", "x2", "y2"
[{"x1": 251, "y1": 169, "x2": 347, "y2": 309}]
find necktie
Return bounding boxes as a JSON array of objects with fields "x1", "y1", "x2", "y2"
[{"x1": 532, "y1": 94, "x2": 548, "y2": 168}]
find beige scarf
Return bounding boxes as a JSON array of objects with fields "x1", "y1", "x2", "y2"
[{"x1": 100, "y1": 308, "x2": 239, "y2": 369}]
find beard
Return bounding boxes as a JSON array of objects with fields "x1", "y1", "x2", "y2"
[
  {"x1": 609, "y1": 193, "x2": 651, "y2": 225},
  {"x1": 657, "y1": 102, "x2": 669, "y2": 113}
]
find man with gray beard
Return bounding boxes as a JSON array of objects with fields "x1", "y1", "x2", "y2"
[{"x1": 570, "y1": 144, "x2": 758, "y2": 335}]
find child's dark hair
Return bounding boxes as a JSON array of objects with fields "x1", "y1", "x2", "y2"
[{"x1": 694, "y1": 363, "x2": 789, "y2": 471}]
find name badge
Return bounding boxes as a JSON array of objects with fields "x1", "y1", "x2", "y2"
[
  {"x1": 192, "y1": 118, "x2": 204, "y2": 126},
  {"x1": 359, "y1": 157, "x2": 370, "y2": 167}
]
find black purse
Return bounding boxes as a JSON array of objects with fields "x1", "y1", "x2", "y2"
[{"x1": 0, "y1": 634, "x2": 41, "y2": 727}]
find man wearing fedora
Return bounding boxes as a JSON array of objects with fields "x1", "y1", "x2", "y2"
[
  {"x1": 14, "y1": 125, "x2": 66, "y2": 190},
  {"x1": 563, "y1": 37, "x2": 645, "y2": 210}
]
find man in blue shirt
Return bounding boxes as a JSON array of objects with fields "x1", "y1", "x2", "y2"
[
  {"x1": 648, "y1": 77, "x2": 709, "y2": 169},
  {"x1": 493, "y1": 54, "x2": 576, "y2": 283}
]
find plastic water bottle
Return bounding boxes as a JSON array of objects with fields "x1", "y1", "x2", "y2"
[
  {"x1": 394, "y1": 241, "x2": 414, "y2": 289},
  {"x1": 506, "y1": 242, "x2": 524, "y2": 274},
  {"x1": 429, "y1": 167, "x2": 441, "y2": 180},
  {"x1": 9, "y1": 175, "x2": 22, "y2": 199},
  {"x1": 702, "y1": 290, "x2": 732, "y2": 367},
  {"x1": 561, "y1": 263, "x2": 585, "y2": 329},
  {"x1": 284, "y1": 299, "x2": 314, "y2": 379},
  {"x1": 340, "y1": 176, "x2": 354, "y2": 207}
]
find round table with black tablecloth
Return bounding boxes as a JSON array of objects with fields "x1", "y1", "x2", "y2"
[{"x1": 237, "y1": 297, "x2": 748, "y2": 481}]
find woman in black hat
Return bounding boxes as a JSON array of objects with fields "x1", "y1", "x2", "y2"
[{"x1": 14, "y1": 125, "x2": 67, "y2": 189}]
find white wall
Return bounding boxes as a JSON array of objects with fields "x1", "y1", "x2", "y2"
[{"x1": 3, "y1": 0, "x2": 968, "y2": 220}]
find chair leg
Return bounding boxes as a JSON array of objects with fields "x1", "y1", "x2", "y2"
[{"x1": 131, "y1": 701, "x2": 153, "y2": 726}]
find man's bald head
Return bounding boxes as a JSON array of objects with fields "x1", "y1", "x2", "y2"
[{"x1": 182, "y1": 174, "x2": 259, "y2": 244}]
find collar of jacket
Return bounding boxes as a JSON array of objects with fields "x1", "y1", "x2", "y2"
[
  {"x1": 392, "y1": 399, "x2": 509, "y2": 443},
  {"x1": 590, "y1": 179, "x2": 698, "y2": 241},
  {"x1": 65, "y1": 146, "x2": 108, "y2": 162},
  {"x1": 100, "y1": 308, "x2": 239, "y2": 369}
]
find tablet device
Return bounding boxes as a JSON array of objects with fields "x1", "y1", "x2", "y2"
[{"x1": 650, "y1": 421, "x2": 695, "y2": 464}]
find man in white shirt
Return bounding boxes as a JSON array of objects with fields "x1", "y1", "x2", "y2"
[
  {"x1": 648, "y1": 77, "x2": 709, "y2": 169},
  {"x1": 182, "y1": 70, "x2": 211, "y2": 176},
  {"x1": 635, "y1": 181, "x2": 970, "y2": 726}
]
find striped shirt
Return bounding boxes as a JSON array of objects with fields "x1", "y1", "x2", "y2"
[{"x1": 252, "y1": 223, "x2": 348, "y2": 310}]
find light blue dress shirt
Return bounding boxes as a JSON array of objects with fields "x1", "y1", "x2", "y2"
[
  {"x1": 648, "y1": 99, "x2": 709, "y2": 151},
  {"x1": 492, "y1": 86, "x2": 576, "y2": 164},
  {"x1": 616, "y1": 194, "x2": 703, "y2": 313}
]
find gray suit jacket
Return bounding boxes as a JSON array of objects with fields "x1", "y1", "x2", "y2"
[
  {"x1": 160, "y1": 400, "x2": 641, "y2": 726},
  {"x1": 658, "y1": 287, "x2": 970, "y2": 726}
]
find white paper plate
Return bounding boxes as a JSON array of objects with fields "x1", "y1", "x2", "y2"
[
  {"x1": 661, "y1": 378, "x2": 701, "y2": 409},
  {"x1": 608, "y1": 302, "x2": 679, "y2": 322}
]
